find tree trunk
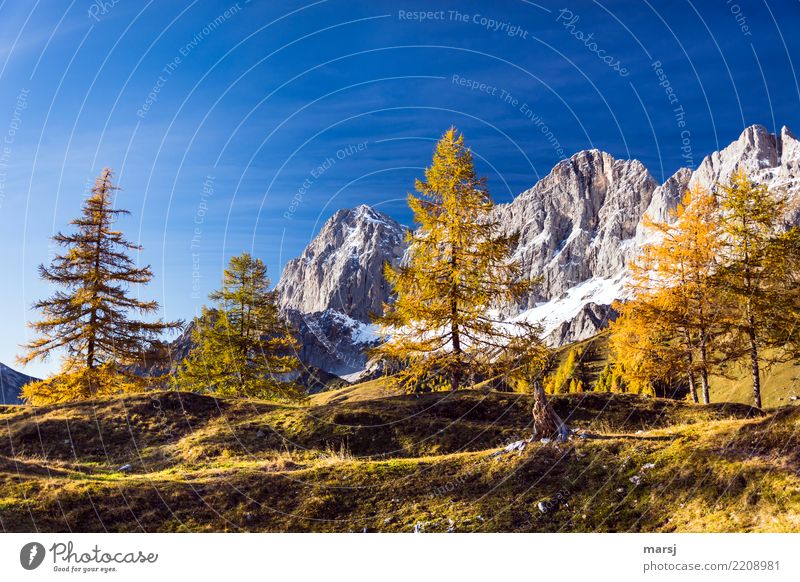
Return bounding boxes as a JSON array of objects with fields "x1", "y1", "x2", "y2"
[
  {"x1": 698, "y1": 328, "x2": 710, "y2": 404},
  {"x1": 748, "y1": 321, "x2": 762, "y2": 409},
  {"x1": 531, "y1": 379, "x2": 569, "y2": 441},
  {"x1": 86, "y1": 338, "x2": 95, "y2": 371},
  {"x1": 450, "y1": 251, "x2": 461, "y2": 391},
  {"x1": 450, "y1": 364, "x2": 461, "y2": 392},
  {"x1": 742, "y1": 234, "x2": 761, "y2": 409},
  {"x1": 699, "y1": 369, "x2": 710, "y2": 405},
  {"x1": 687, "y1": 370, "x2": 698, "y2": 404},
  {"x1": 86, "y1": 178, "x2": 106, "y2": 372},
  {"x1": 450, "y1": 309, "x2": 461, "y2": 392},
  {"x1": 683, "y1": 329, "x2": 698, "y2": 403}
]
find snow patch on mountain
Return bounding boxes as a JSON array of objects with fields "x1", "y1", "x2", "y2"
[{"x1": 512, "y1": 275, "x2": 626, "y2": 339}]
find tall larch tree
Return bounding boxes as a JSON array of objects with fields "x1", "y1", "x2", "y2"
[
  {"x1": 176, "y1": 252, "x2": 303, "y2": 400},
  {"x1": 19, "y1": 168, "x2": 180, "y2": 402},
  {"x1": 611, "y1": 184, "x2": 727, "y2": 403},
  {"x1": 715, "y1": 168, "x2": 800, "y2": 408},
  {"x1": 374, "y1": 127, "x2": 541, "y2": 392}
]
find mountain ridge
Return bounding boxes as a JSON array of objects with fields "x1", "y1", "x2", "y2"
[
  {"x1": 275, "y1": 204, "x2": 407, "y2": 322},
  {"x1": 273, "y1": 124, "x2": 800, "y2": 378}
]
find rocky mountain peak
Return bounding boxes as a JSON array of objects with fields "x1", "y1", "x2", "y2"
[
  {"x1": 276, "y1": 205, "x2": 407, "y2": 323},
  {"x1": 779, "y1": 125, "x2": 800, "y2": 169},
  {"x1": 329, "y1": 204, "x2": 386, "y2": 226},
  {"x1": 738, "y1": 123, "x2": 779, "y2": 162},
  {"x1": 495, "y1": 147, "x2": 657, "y2": 306},
  {"x1": 688, "y1": 124, "x2": 795, "y2": 190},
  {"x1": 639, "y1": 124, "x2": 800, "y2": 246}
]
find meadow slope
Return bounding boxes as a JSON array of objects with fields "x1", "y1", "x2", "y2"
[{"x1": 1, "y1": 383, "x2": 798, "y2": 532}]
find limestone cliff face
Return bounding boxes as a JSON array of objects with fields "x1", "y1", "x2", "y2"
[
  {"x1": 274, "y1": 205, "x2": 406, "y2": 378},
  {"x1": 493, "y1": 149, "x2": 658, "y2": 308},
  {"x1": 689, "y1": 125, "x2": 792, "y2": 190},
  {"x1": 275, "y1": 205, "x2": 407, "y2": 322},
  {"x1": 634, "y1": 167, "x2": 692, "y2": 245}
]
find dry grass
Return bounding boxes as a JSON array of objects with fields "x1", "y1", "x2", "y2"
[{"x1": 0, "y1": 381, "x2": 797, "y2": 532}]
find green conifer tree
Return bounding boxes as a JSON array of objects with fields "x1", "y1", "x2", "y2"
[{"x1": 176, "y1": 252, "x2": 302, "y2": 400}]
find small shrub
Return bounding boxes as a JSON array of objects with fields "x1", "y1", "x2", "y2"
[{"x1": 21, "y1": 363, "x2": 147, "y2": 405}]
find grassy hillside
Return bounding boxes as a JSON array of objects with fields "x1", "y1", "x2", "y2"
[
  {"x1": 1, "y1": 381, "x2": 798, "y2": 532},
  {"x1": 710, "y1": 359, "x2": 800, "y2": 408},
  {"x1": 554, "y1": 332, "x2": 800, "y2": 407},
  {"x1": 551, "y1": 331, "x2": 612, "y2": 388}
]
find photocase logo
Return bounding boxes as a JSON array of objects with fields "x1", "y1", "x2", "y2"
[{"x1": 20, "y1": 542, "x2": 46, "y2": 570}]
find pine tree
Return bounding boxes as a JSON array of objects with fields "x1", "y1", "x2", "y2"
[
  {"x1": 18, "y1": 169, "x2": 179, "y2": 401},
  {"x1": 715, "y1": 169, "x2": 800, "y2": 408},
  {"x1": 611, "y1": 184, "x2": 727, "y2": 403},
  {"x1": 176, "y1": 252, "x2": 303, "y2": 400},
  {"x1": 373, "y1": 127, "x2": 540, "y2": 391}
]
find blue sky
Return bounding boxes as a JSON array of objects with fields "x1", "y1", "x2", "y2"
[{"x1": 1, "y1": 0, "x2": 799, "y2": 377}]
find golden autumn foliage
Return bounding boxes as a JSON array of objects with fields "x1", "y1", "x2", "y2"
[
  {"x1": 21, "y1": 360, "x2": 147, "y2": 405},
  {"x1": 373, "y1": 127, "x2": 545, "y2": 391},
  {"x1": 714, "y1": 168, "x2": 800, "y2": 408},
  {"x1": 612, "y1": 170, "x2": 800, "y2": 407},
  {"x1": 611, "y1": 184, "x2": 725, "y2": 402},
  {"x1": 609, "y1": 299, "x2": 682, "y2": 397}
]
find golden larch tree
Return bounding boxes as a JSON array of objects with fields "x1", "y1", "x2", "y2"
[
  {"x1": 373, "y1": 127, "x2": 541, "y2": 392},
  {"x1": 19, "y1": 168, "x2": 180, "y2": 403},
  {"x1": 611, "y1": 184, "x2": 726, "y2": 403},
  {"x1": 715, "y1": 169, "x2": 800, "y2": 408}
]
